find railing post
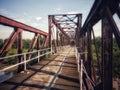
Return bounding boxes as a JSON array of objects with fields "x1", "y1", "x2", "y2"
[
  {"x1": 37, "y1": 50, "x2": 40, "y2": 62},
  {"x1": 24, "y1": 53, "x2": 27, "y2": 71},
  {"x1": 78, "y1": 53, "x2": 80, "y2": 72},
  {"x1": 81, "y1": 59, "x2": 83, "y2": 90}
]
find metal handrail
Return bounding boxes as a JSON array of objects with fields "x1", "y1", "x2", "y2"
[
  {"x1": 0, "y1": 48, "x2": 51, "y2": 60},
  {"x1": 76, "y1": 46, "x2": 95, "y2": 90},
  {"x1": 75, "y1": 47, "x2": 88, "y2": 90},
  {"x1": 0, "y1": 48, "x2": 51, "y2": 72}
]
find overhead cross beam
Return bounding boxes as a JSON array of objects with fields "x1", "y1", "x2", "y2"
[
  {"x1": 51, "y1": 16, "x2": 70, "y2": 39},
  {"x1": 48, "y1": 14, "x2": 82, "y2": 48}
]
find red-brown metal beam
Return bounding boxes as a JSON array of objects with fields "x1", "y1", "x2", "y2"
[
  {"x1": 0, "y1": 15, "x2": 48, "y2": 36},
  {"x1": 0, "y1": 28, "x2": 22, "y2": 57},
  {"x1": 37, "y1": 35, "x2": 40, "y2": 50},
  {"x1": 17, "y1": 28, "x2": 23, "y2": 61},
  {"x1": 48, "y1": 15, "x2": 52, "y2": 47},
  {"x1": 101, "y1": 14, "x2": 113, "y2": 90},
  {"x1": 56, "y1": 28, "x2": 59, "y2": 46},
  {"x1": 87, "y1": 28, "x2": 92, "y2": 78},
  {"x1": 75, "y1": 14, "x2": 82, "y2": 47},
  {"x1": 28, "y1": 33, "x2": 40, "y2": 52},
  {"x1": 27, "y1": 33, "x2": 40, "y2": 59},
  {"x1": 51, "y1": 16, "x2": 70, "y2": 40},
  {"x1": 51, "y1": 13, "x2": 82, "y2": 17},
  {"x1": 0, "y1": 30, "x2": 16, "y2": 54},
  {"x1": 105, "y1": 7, "x2": 120, "y2": 48},
  {"x1": 17, "y1": 28, "x2": 23, "y2": 72},
  {"x1": 80, "y1": 0, "x2": 119, "y2": 35}
]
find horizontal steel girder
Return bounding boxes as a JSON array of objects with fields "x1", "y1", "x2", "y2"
[{"x1": 0, "y1": 15, "x2": 48, "y2": 36}]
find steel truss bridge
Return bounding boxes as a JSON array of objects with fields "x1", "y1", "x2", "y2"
[{"x1": 0, "y1": 0, "x2": 120, "y2": 90}]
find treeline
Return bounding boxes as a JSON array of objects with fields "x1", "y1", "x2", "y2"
[
  {"x1": 0, "y1": 38, "x2": 44, "y2": 49},
  {"x1": 91, "y1": 37, "x2": 120, "y2": 78},
  {"x1": 0, "y1": 37, "x2": 120, "y2": 78}
]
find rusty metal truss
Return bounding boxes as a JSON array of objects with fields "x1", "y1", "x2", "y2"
[
  {"x1": 0, "y1": 15, "x2": 48, "y2": 58},
  {"x1": 48, "y1": 14, "x2": 82, "y2": 49},
  {"x1": 78, "y1": 0, "x2": 120, "y2": 90}
]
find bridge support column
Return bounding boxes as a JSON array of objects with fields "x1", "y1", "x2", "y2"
[
  {"x1": 87, "y1": 28, "x2": 92, "y2": 78},
  {"x1": 48, "y1": 15, "x2": 52, "y2": 48},
  {"x1": 37, "y1": 35, "x2": 40, "y2": 50},
  {"x1": 56, "y1": 28, "x2": 59, "y2": 46},
  {"x1": 17, "y1": 28, "x2": 23, "y2": 72},
  {"x1": 102, "y1": 11, "x2": 113, "y2": 90}
]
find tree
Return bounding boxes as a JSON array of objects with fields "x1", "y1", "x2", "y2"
[
  {"x1": 0, "y1": 39, "x2": 3, "y2": 48},
  {"x1": 113, "y1": 38, "x2": 120, "y2": 78},
  {"x1": 23, "y1": 39, "x2": 32, "y2": 48}
]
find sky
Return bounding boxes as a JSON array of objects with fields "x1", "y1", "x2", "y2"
[
  {"x1": 0, "y1": 0, "x2": 119, "y2": 39},
  {"x1": 0, "y1": 0, "x2": 95, "y2": 39}
]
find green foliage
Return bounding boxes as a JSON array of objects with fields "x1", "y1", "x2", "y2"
[
  {"x1": 92, "y1": 37, "x2": 101, "y2": 67},
  {"x1": 70, "y1": 40, "x2": 75, "y2": 46},
  {"x1": 8, "y1": 48, "x2": 17, "y2": 55},
  {"x1": 40, "y1": 35, "x2": 44, "y2": 44},
  {"x1": 93, "y1": 36, "x2": 102, "y2": 53},
  {"x1": 113, "y1": 38, "x2": 120, "y2": 78},
  {"x1": 92, "y1": 37, "x2": 120, "y2": 78},
  {"x1": 23, "y1": 39, "x2": 32, "y2": 49},
  {"x1": 0, "y1": 39, "x2": 3, "y2": 48},
  {"x1": 12, "y1": 39, "x2": 17, "y2": 48},
  {"x1": 113, "y1": 50, "x2": 120, "y2": 78}
]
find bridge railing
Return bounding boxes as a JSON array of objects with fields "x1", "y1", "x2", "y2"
[
  {"x1": 0, "y1": 48, "x2": 51, "y2": 73},
  {"x1": 76, "y1": 47, "x2": 96, "y2": 90},
  {"x1": 78, "y1": 0, "x2": 119, "y2": 90}
]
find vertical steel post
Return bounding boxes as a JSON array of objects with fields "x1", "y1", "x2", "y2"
[
  {"x1": 80, "y1": 59, "x2": 83, "y2": 90},
  {"x1": 17, "y1": 28, "x2": 23, "y2": 71},
  {"x1": 102, "y1": 10, "x2": 113, "y2": 90},
  {"x1": 48, "y1": 15, "x2": 53, "y2": 53},
  {"x1": 37, "y1": 35, "x2": 40, "y2": 50},
  {"x1": 79, "y1": 36, "x2": 85, "y2": 61},
  {"x1": 56, "y1": 28, "x2": 59, "y2": 46},
  {"x1": 76, "y1": 14, "x2": 82, "y2": 47},
  {"x1": 56, "y1": 28, "x2": 59, "y2": 52},
  {"x1": 48, "y1": 15, "x2": 52, "y2": 48},
  {"x1": 37, "y1": 35, "x2": 40, "y2": 62},
  {"x1": 87, "y1": 28, "x2": 92, "y2": 78}
]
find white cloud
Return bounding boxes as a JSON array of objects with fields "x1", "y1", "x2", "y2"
[
  {"x1": 0, "y1": 9, "x2": 47, "y2": 39},
  {"x1": 53, "y1": 7, "x2": 62, "y2": 13},
  {"x1": 32, "y1": 22, "x2": 40, "y2": 27},
  {"x1": 67, "y1": 11, "x2": 79, "y2": 14},
  {"x1": 35, "y1": 17, "x2": 42, "y2": 21},
  {"x1": 0, "y1": 8, "x2": 8, "y2": 15},
  {"x1": 56, "y1": 8, "x2": 62, "y2": 11}
]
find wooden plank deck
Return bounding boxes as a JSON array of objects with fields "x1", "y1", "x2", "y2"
[{"x1": 0, "y1": 46, "x2": 80, "y2": 90}]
